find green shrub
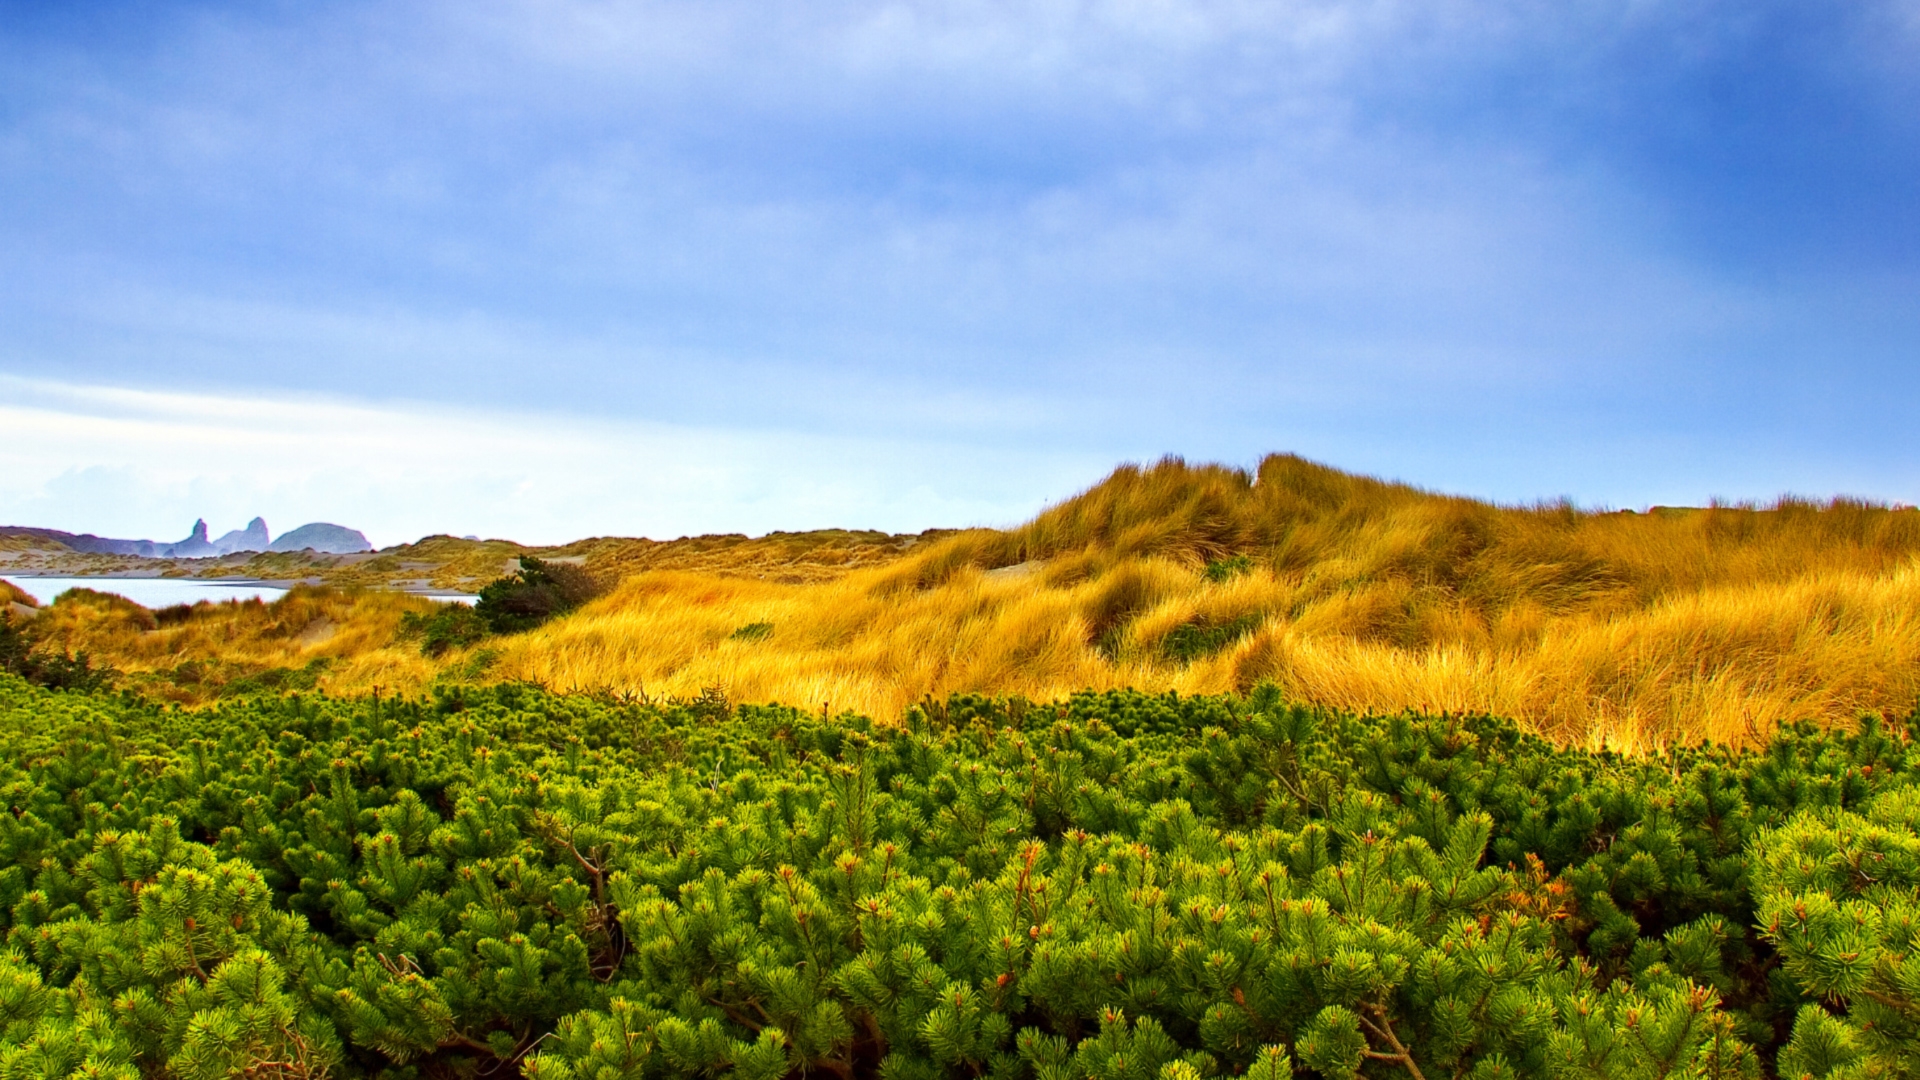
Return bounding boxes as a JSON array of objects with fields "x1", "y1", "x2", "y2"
[
  {"x1": 474, "y1": 557, "x2": 605, "y2": 634},
  {"x1": 0, "y1": 675, "x2": 1912, "y2": 1079},
  {"x1": 1753, "y1": 787, "x2": 1920, "y2": 1078},
  {"x1": 398, "y1": 602, "x2": 491, "y2": 656},
  {"x1": 223, "y1": 657, "x2": 334, "y2": 695}
]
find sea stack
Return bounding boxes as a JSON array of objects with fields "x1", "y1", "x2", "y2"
[
  {"x1": 211, "y1": 517, "x2": 271, "y2": 555},
  {"x1": 165, "y1": 519, "x2": 217, "y2": 558}
]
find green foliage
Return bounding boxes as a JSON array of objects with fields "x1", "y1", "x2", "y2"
[
  {"x1": 729, "y1": 623, "x2": 775, "y2": 643},
  {"x1": 0, "y1": 617, "x2": 113, "y2": 694},
  {"x1": 1753, "y1": 787, "x2": 1920, "y2": 1078},
  {"x1": 0, "y1": 674, "x2": 1913, "y2": 1079},
  {"x1": 220, "y1": 658, "x2": 333, "y2": 696},
  {"x1": 1202, "y1": 556, "x2": 1254, "y2": 584},
  {"x1": 475, "y1": 557, "x2": 606, "y2": 634},
  {"x1": 1160, "y1": 614, "x2": 1263, "y2": 663},
  {"x1": 398, "y1": 603, "x2": 491, "y2": 656}
]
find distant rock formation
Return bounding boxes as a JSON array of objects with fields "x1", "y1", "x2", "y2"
[
  {"x1": 211, "y1": 517, "x2": 271, "y2": 555},
  {"x1": 0, "y1": 523, "x2": 215, "y2": 557},
  {"x1": 167, "y1": 520, "x2": 217, "y2": 558},
  {"x1": 2, "y1": 517, "x2": 368, "y2": 558},
  {"x1": 268, "y1": 523, "x2": 373, "y2": 554}
]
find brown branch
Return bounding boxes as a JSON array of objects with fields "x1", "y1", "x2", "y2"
[
  {"x1": 530, "y1": 811, "x2": 630, "y2": 981},
  {"x1": 1357, "y1": 1005, "x2": 1428, "y2": 1080},
  {"x1": 807, "y1": 1055, "x2": 855, "y2": 1080},
  {"x1": 534, "y1": 812, "x2": 607, "y2": 906},
  {"x1": 1858, "y1": 986, "x2": 1920, "y2": 1021},
  {"x1": 708, "y1": 997, "x2": 769, "y2": 1033},
  {"x1": 180, "y1": 918, "x2": 211, "y2": 981}
]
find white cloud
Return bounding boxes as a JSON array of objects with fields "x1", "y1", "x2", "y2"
[
  {"x1": 4, "y1": 0, "x2": 1918, "y2": 525},
  {"x1": 0, "y1": 376, "x2": 1108, "y2": 546}
]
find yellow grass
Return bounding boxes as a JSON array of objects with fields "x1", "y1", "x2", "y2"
[
  {"x1": 17, "y1": 454, "x2": 1920, "y2": 748},
  {"x1": 0, "y1": 579, "x2": 36, "y2": 608},
  {"x1": 19, "y1": 586, "x2": 441, "y2": 703},
  {"x1": 487, "y1": 455, "x2": 1920, "y2": 750}
]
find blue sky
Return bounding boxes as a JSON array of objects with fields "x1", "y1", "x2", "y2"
[{"x1": 3, "y1": 0, "x2": 1917, "y2": 545}]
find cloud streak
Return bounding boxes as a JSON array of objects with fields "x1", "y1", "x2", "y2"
[{"x1": 0, "y1": 376, "x2": 1108, "y2": 545}]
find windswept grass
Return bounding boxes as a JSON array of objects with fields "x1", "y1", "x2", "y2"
[
  {"x1": 20, "y1": 585, "x2": 441, "y2": 703},
  {"x1": 488, "y1": 455, "x2": 1920, "y2": 750},
  {"x1": 21, "y1": 454, "x2": 1920, "y2": 747},
  {"x1": 0, "y1": 579, "x2": 36, "y2": 609}
]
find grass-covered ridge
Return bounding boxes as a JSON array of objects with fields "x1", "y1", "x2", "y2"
[
  {"x1": 0, "y1": 675, "x2": 1913, "y2": 1078},
  {"x1": 0, "y1": 527, "x2": 941, "y2": 593},
  {"x1": 495, "y1": 455, "x2": 1920, "y2": 750},
  {"x1": 8, "y1": 585, "x2": 444, "y2": 703},
  {"x1": 14, "y1": 453, "x2": 1920, "y2": 747}
]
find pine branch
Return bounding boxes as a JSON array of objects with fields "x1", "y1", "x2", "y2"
[{"x1": 1358, "y1": 1005, "x2": 1429, "y2": 1080}]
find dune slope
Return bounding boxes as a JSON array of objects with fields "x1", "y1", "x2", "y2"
[
  {"x1": 493, "y1": 454, "x2": 1920, "y2": 749},
  {"x1": 18, "y1": 454, "x2": 1920, "y2": 748}
]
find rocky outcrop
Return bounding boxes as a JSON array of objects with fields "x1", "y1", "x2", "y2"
[
  {"x1": 1, "y1": 517, "x2": 367, "y2": 558},
  {"x1": 166, "y1": 520, "x2": 217, "y2": 558},
  {"x1": 211, "y1": 517, "x2": 271, "y2": 555},
  {"x1": 268, "y1": 523, "x2": 373, "y2": 555}
]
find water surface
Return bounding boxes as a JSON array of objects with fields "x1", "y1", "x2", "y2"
[{"x1": 3, "y1": 576, "x2": 473, "y2": 608}]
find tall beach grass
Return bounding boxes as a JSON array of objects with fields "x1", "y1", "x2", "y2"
[
  {"x1": 20, "y1": 454, "x2": 1920, "y2": 749},
  {"x1": 490, "y1": 455, "x2": 1920, "y2": 749}
]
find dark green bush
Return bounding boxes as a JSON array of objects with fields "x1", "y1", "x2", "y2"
[
  {"x1": 398, "y1": 602, "x2": 491, "y2": 656},
  {"x1": 474, "y1": 557, "x2": 605, "y2": 634}
]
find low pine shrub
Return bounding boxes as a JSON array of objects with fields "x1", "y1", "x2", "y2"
[
  {"x1": 475, "y1": 557, "x2": 606, "y2": 634},
  {"x1": 0, "y1": 675, "x2": 1911, "y2": 1079},
  {"x1": 1753, "y1": 788, "x2": 1920, "y2": 1076},
  {"x1": 398, "y1": 602, "x2": 491, "y2": 656}
]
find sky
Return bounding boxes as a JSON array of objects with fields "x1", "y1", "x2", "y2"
[{"x1": 3, "y1": 0, "x2": 1918, "y2": 547}]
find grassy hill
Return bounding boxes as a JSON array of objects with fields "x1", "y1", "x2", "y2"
[
  {"x1": 487, "y1": 455, "x2": 1920, "y2": 750},
  {"x1": 15, "y1": 453, "x2": 1920, "y2": 748}
]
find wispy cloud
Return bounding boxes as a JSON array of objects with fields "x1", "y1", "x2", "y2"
[{"x1": 0, "y1": 376, "x2": 1108, "y2": 545}]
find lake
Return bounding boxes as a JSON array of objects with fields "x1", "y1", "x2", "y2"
[{"x1": 2, "y1": 576, "x2": 474, "y2": 608}]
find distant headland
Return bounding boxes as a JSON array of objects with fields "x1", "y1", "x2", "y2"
[{"x1": 0, "y1": 518, "x2": 372, "y2": 557}]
